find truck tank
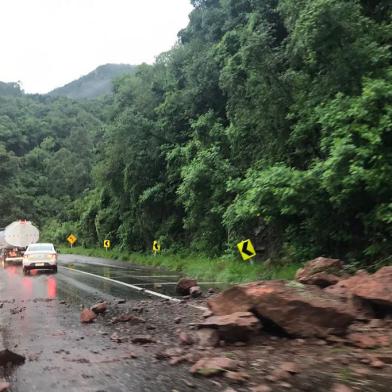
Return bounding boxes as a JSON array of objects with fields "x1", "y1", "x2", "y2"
[{"x1": 3, "y1": 221, "x2": 40, "y2": 248}]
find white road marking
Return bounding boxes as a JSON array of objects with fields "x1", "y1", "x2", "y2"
[
  {"x1": 61, "y1": 266, "x2": 180, "y2": 301},
  {"x1": 104, "y1": 275, "x2": 180, "y2": 279},
  {"x1": 65, "y1": 261, "x2": 130, "y2": 269},
  {"x1": 60, "y1": 266, "x2": 208, "y2": 311},
  {"x1": 134, "y1": 282, "x2": 224, "y2": 286}
]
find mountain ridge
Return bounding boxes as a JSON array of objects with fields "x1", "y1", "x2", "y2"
[{"x1": 47, "y1": 63, "x2": 136, "y2": 99}]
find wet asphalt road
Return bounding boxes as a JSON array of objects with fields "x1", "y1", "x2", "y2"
[{"x1": 0, "y1": 255, "x2": 227, "y2": 392}]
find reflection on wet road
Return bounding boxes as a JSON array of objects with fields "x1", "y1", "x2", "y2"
[
  {"x1": 0, "y1": 262, "x2": 148, "y2": 304},
  {"x1": 59, "y1": 254, "x2": 227, "y2": 297},
  {"x1": 0, "y1": 257, "x2": 224, "y2": 392}
]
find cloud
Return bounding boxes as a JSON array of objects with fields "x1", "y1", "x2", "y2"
[{"x1": 0, "y1": 0, "x2": 192, "y2": 93}]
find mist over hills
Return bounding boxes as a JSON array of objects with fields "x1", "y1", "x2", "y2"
[{"x1": 47, "y1": 63, "x2": 136, "y2": 99}]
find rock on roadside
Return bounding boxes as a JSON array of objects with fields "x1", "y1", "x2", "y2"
[
  {"x1": 190, "y1": 286, "x2": 202, "y2": 298},
  {"x1": 91, "y1": 302, "x2": 107, "y2": 314},
  {"x1": 196, "y1": 329, "x2": 220, "y2": 347},
  {"x1": 0, "y1": 349, "x2": 26, "y2": 366},
  {"x1": 296, "y1": 257, "x2": 343, "y2": 288},
  {"x1": 0, "y1": 381, "x2": 9, "y2": 392},
  {"x1": 80, "y1": 308, "x2": 97, "y2": 323},
  {"x1": 326, "y1": 266, "x2": 392, "y2": 315},
  {"x1": 199, "y1": 311, "x2": 261, "y2": 342},
  {"x1": 190, "y1": 356, "x2": 238, "y2": 376},
  {"x1": 208, "y1": 280, "x2": 355, "y2": 337},
  {"x1": 111, "y1": 314, "x2": 145, "y2": 324},
  {"x1": 131, "y1": 335, "x2": 156, "y2": 344},
  {"x1": 176, "y1": 278, "x2": 198, "y2": 296}
]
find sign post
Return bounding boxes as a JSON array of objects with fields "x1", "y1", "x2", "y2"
[
  {"x1": 103, "y1": 239, "x2": 111, "y2": 251},
  {"x1": 67, "y1": 234, "x2": 77, "y2": 248},
  {"x1": 152, "y1": 240, "x2": 161, "y2": 256},
  {"x1": 237, "y1": 239, "x2": 256, "y2": 264}
]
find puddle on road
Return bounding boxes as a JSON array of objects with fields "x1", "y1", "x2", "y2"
[
  {"x1": 58, "y1": 268, "x2": 149, "y2": 302},
  {"x1": 62, "y1": 261, "x2": 229, "y2": 298}
]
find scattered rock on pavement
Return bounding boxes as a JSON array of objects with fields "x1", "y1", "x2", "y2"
[
  {"x1": 178, "y1": 331, "x2": 194, "y2": 345},
  {"x1": 250, "y1": 385, "x2": 272, "y2": 392},
  {"x1": 112, "y1": 314, "x2": 145, "y2": 324},
  {"x1": 190, "y1": 286, "x2": 202, "y2": 298},
  {"x1": 80, "y1": 308, "x2": 97, "y2": 323},
  {"x1": 131, "y1": 335, "x2": 156, "y2": 344},
  {"x1": 347, "y1": 333, "x2": 380, "y2": 349},
  {"x1": 190, "y1": 356, "x2": 238, "y2": 376},
  {"x1": 196, "y1": 328, "x2": 220, "y2": 347},
  {"x1": 266, "y1": 368, "x2": 291, "y2": 383},
  {"x1": 176, "y1": 278, "x2": 198, "y2": 296},
  {"x1": 331, "y1": 384, "x2": 354, "y2": 392},
  {"x1": 225, "y1": 371, "x2": 250, "y2": 383},
  {"x1": 91, "y1": 302, "x2": 107, "y2": 314},
  {"x1": 279, "y1": 361, "x2": 301, "y2": 375},
  {"x1": 155, "y1": 347, "x2": 184, "y2": 360},
  {"x1": 296, "y1": 257, "x2": 343, "y2": 288},
  {"x1": 0, "y1": 381, "x2": 9, "y2": 392},
  {"x1": 370, "y1": 358, "x2": 385, "y2": 369},
  {"x1": 0, "y1": 349, "x2": 26, "y2": 367},
  {"x1": 110, "y1": 332, "x2": 126, "y2": 343},
  {"x1": 208, "y1": 280, "x2": 355, "y2": 337},
  {"x1": 200, "y1": 311, "x2": 261, "y2": 342}
]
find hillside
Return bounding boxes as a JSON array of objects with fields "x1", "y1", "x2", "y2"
[
  {"x1": 0, "y1": 81, "x2": 24, "y2": 97},
  {"x1": 48, "y1": 64, "x2": 135, "y2": 99}
]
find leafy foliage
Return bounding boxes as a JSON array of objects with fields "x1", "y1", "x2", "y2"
[{"x1": 2, "y1": 0, "x2": 391, "y2": 267}]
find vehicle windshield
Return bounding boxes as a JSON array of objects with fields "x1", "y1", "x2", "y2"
[{"x1": 27, "y1": 244, "x2": 53, "y2": 252}]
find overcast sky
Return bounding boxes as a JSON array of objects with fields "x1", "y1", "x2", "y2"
[{"x1": 0, "y1": 0, "x2": 193, "y2": 93}]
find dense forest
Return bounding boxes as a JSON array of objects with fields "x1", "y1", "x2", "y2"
[{"x1": 0, "y1": 0, "x2": 391, "y2": 266}]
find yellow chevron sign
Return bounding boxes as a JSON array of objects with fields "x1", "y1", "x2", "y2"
[
  {"x1": 152, "y1": 240, "x2": 161, "y2": 253},
  {"x1": 237, "y1": 239, "x2": 256, "y2": 261}
]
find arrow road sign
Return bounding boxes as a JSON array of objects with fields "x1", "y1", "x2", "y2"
[
  {"x1": 103, "y1": 240, "x2": 111, "y2": 249},
  {"x1": 237, "y1": 239, "x2": 256, "y2": 261},
  {"x1": 152, "y1": 240, "x2": 161, "y2": 253}
]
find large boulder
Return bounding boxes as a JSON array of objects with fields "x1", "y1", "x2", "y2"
[
  {"x1": 200, "y1": 311, "x2": 261, "y2": 342},
  {"x1": 353, "y1": 266, "x2": 392, "y2": 308},
  {"x1": 296, "y1": 257, "x2": 343, "y2": 288},
  {"x1": 326, "y1": 267, "x2": 392, "y2": 316},
  {"x1": 208, "y1": 281, "x2": 355, "y2": 337},
  {"x1": 176, "y1": 278, "x2": 198, "y2": 296},
  {"x1": 325, "y1": 271, "x2": 369, "y2": 299}
]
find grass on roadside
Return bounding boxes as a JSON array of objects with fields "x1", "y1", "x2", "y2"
[{"x1": 59, "y1": 246, "x2": 300, "y2": 284}]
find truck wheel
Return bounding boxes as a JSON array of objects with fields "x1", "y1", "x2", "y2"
[
  {"x1": 52, "y1": 266, "x2": 58, "y2": 273},
  {"x1": 23, "y1": 268, "x2": 30, "y2": 275}
]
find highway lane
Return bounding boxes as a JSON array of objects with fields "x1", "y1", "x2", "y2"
[
  {"x1": 0, "y1": 257, "x2": 228, "y2": 392},
  {"x1": 58, "y1": 253, "x2": 226, "y2": 297}
]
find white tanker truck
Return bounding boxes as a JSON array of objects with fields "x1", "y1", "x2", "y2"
[{"x1": 0, "y1": 220, "x2": 40, "y2": 263}]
